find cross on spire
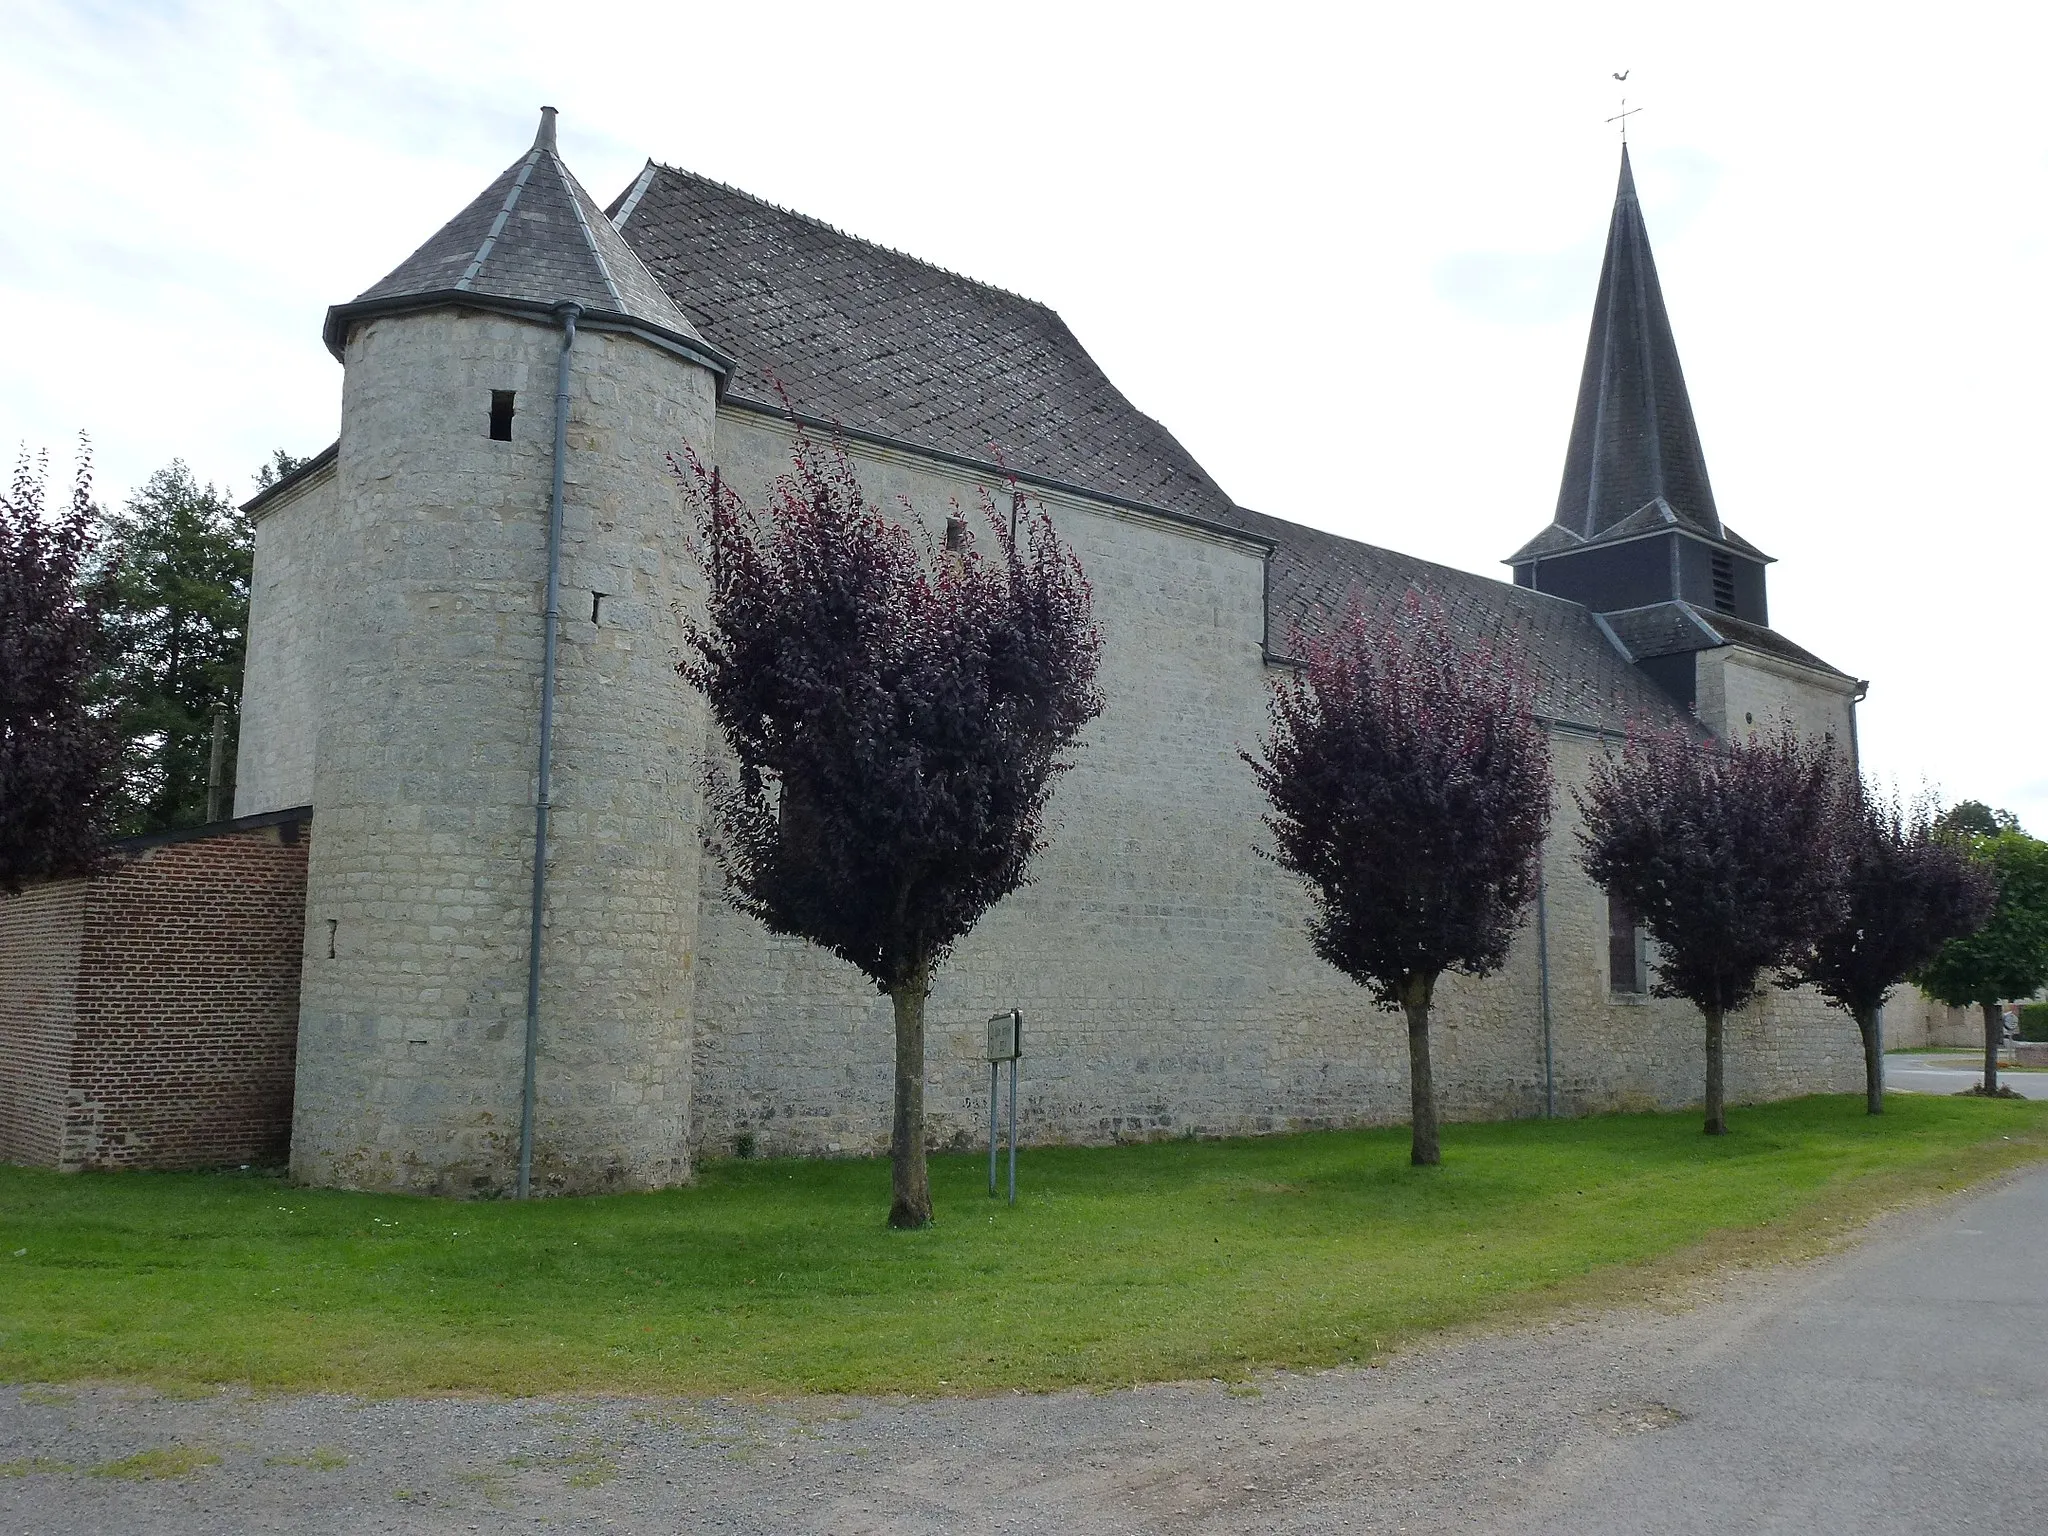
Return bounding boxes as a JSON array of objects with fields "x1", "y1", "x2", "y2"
[{"x1": 1607, "y1": 96, "x2": 1642, "y2": 143}]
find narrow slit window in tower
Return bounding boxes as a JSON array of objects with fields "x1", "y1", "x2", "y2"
[
  {"x1": 489, "y1": 390, "x2": 516, "y2": 441},
  {"x1": 1710, "y1": 550, "x2": 1736, "y2": 615},
  {"x1": 1609, "y1": 897, "x2": 1647, "y2": 995}
]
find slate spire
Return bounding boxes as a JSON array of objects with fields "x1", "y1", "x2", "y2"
[
  {"x1": 323, "y1": 107, "x2": 724, "y2": 370},
  {"x1": 1550, "y1": 146, "x2": 1720, "y2": 541}
]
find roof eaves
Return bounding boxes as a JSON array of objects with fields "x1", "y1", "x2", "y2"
[
  {"x1": 720, "y1": 392, "x2": 1273, "y2": 557},
  {"x1": 321, "y1": 289, "x2": 734, "y2": 379},
  {"x1": 241, "y1": 440, "x2": 338, "y2": 517}
]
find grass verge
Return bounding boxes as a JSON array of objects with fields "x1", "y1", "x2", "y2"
[{"x1": 2, "y1": 1093, "x2": 2043, "y2": 1398}]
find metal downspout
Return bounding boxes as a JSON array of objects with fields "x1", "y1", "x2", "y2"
[
  {"x1": 1537, "y1": 857, "x2": 1555, "y2": 1118},
  {"x1": 517, "y1": 302, "x2": 580, "y2": 1199}
]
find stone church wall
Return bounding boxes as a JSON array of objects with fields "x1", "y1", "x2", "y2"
[
  {"x1": 682, "y1": 417, "x2": 1864, "y2": 1161},
  {"x1": 0, "y1": 815, "x2": 309, "y2": 1173},
  {"x1": 1696, "y1": 646, "x2": 1860, "y2": 748},
  {"x1": 236, "y1": 457, "x2": 336, "y2": 816}
]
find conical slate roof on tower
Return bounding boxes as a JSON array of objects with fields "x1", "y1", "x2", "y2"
[
  {"x1": 1509, "y1": 148, "x2": 1747, "y2": 564},
  {"x1": 322, "y1": 108, "x2": 727, "y2": 373}
]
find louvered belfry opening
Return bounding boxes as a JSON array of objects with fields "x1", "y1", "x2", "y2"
[{"x1": 1710, "y1": 550, "x2": 1736, "y2": 614}]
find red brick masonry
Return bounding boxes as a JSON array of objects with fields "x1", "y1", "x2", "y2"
[{"x1": 0, "y1": 810, "x2": 311, "y2": 1172}]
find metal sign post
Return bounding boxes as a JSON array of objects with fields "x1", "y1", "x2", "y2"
[{"x1": 986, "y1": 1010, "x2": 1022, "y2": 1204}]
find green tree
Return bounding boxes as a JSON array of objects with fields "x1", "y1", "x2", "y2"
[
  {"x1": 251, "y1": 448, "x2": 308, "y2": 492},
  {"x1": 1915, "y1": 831, "x2": 2048, "y2": 1094},
  {"x1": 89, "y1": 461, "x2": 254, "y2": 835},
  {"x1": 1935, "y1": 801, "x2": 2022, "y2": 839}
]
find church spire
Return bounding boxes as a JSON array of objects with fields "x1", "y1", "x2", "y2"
[{"x1": 1551, "y1": 146, "x2": 1720, "y2": 541}]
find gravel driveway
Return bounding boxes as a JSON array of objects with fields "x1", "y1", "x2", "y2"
[{"x1": 5, "y1": 1164, "x2": 2045, "y2": 1534}]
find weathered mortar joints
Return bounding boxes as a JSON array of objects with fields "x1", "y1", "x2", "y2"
[{"x1": 214, "y1": 112, "x2": 1866, "y2": 1195}]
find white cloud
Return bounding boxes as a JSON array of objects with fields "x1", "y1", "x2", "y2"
[{"x1": 4, "y1": 0, "x2": 2044, "y2": 830}]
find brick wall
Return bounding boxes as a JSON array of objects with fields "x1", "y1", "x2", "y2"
[
  {"x1": 0, "y1": 878, "x2": 86, "y2": 1165},
  {"x1": 0, "y1": 812, "x2": 310, "y2": 1172}
]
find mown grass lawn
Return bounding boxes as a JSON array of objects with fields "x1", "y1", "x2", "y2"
[{"x1": 3, "y1": 1093, "x2": 2043, "y2": 1398}]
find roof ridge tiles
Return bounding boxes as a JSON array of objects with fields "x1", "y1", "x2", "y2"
[
  {"x1": 623, "y1": 161, "x2": 1056, "y2": 313},
  {"x1": 554, "y1": 153, "x2": 627, "y2": 311}
]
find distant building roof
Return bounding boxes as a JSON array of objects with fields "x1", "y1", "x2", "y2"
[{"x1": 324, "y1": 110, "x2": 727, "y2": 373}]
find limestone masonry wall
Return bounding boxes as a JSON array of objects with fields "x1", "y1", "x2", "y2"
[
  {"x1": 683, "y1": 416, "x2": 1863, "y2": 1162},
  {"x1": 244, "y1": 360, "x2": 1868, "y2": 1194},
  {"x1": 288, "y1": 310, "x2": 717, "y2": 1196},
  {"x1": 0, "y1": 817, "x2": 309, "y2": 1172},
  {"x1": 1696, "y1": 646, "x2": 1860, "y2": 748},
  {"x1": 236, "y1": 460, "x2": 337, "y2": 816}
]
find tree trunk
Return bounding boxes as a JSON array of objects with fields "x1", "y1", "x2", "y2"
[
  {"x1": 1983, "y1": 999, "x2": 2002, "y2": 1096},
  {"x1": 888, "y1": 964, "x2": 934, "y2": 1229},
  {"x1": 1703, "y1": 1003, "x2": 1728, "y2": 1135},
  {"x1": 1856, "y1": 1005, "x2": 1884, "y2": 1115},
  {"x1": 1402, "y1": 972, "x2": 1440, "y2": 1168}
]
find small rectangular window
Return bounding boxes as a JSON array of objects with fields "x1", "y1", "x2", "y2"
[
  {"x1": 1710, "y1": 551, "x2": 1736, "y2": 615},
  {"x1": 489, "y1": 390, "x2": 516, "y2": 441},
  {"x1": 1610, "y1": 897, "x2": 1647, "y2": 995}
]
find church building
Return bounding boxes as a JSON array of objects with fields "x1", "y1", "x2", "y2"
[{"x1": 222, "y1": 111, "x2": 1863, "y2": 1194}]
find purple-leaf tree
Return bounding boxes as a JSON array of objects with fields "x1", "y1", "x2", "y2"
[
  {"x1": 1790, "y1": 787, "x2": 1995, "y2": 1113},
  {"x1": 1577, "y1": 724, "x2": 1846, "y2": 1135},
  {"x1": 678, "y1": 431, "x2": 1103, "y2": 1229},
  {"x1": 1, "y1": 442, "x2": 115, "y2": 893},
  {"x1": 1244, "y1": 597, "x2": 1552, "y2": 1167}
]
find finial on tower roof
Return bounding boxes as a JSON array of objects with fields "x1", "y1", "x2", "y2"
[{"x1": 535, "y1": 106, "x2": 558, "y2": 153}]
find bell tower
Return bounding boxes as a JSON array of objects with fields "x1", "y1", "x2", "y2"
[{"x1": 1506, "y1": 148, "x2": 1861, "y2": 738}]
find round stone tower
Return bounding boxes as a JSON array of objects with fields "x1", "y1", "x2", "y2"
[{"x1": 288, "y1": 109, "x2": 730, "y2": 1194}]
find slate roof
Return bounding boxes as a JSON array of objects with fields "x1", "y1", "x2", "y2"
[
  {"x1": 602, "y1": 159, "x2": 1709, "y2": 734},
  {"x1": 1600, "y1": 601, "x2": 1853, "y2": 679},
  {"x1": 1600, "y1": 601, "x2": 1726, "y2": 661},
  {"x1": 1704, "y1": 612, "x2": 1851, "y2": 677},
  {"x1": 608, "y1": 165, "x2": 1233, "y2": 523},
  {"x1": 1219, "y1": 505, "x2": 1689, "y2": 731},
  {"x1": 1519, "y1": 147, "x2": 1740, "y2": 559},
  {"x1": 324, "y1": 110, "x2": 721, "y2": 367}
]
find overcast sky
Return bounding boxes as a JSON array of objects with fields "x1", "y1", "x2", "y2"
[{"x1": 6, "y1": 1, "x2": 2043, "y2": 829}]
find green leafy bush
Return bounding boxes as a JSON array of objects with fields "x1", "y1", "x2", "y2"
[{"x1": 2019, "y1": 1002, "x2": 2048, "y2": 1041}]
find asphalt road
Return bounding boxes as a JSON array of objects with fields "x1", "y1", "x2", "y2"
[
  {"x1": 1503, "y1": 1155, "x2": 2048, "y2": 1534},
  {"x1": 4, "y1": 1165, "x2": 2045, "y2": 1533},
  {"x1": 1885, "y1": 1054, "x2": 2048, "y2": 1100}
]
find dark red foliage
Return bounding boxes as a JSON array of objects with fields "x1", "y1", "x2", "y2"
[
  {"x1": 1795, "y1": 787, "x2": 1996, "y2": 1020},
  {"x1": 1, "y1": 442, "x2": 115, "y2": 892},
  {"x1": 1244, "y1": 596, "x2": 1553, "y2": 1007},
  {"x1": 1576, "y1": 724, "x2": 1846, "y2": 1017},
  {"x1": 675, "y1": 430, "x2": 1103, "y2": 993}
]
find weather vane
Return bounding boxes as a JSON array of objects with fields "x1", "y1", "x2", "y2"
[{"x1": 1607, "y1": 70, "x2": 1641, "y2": 143}]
